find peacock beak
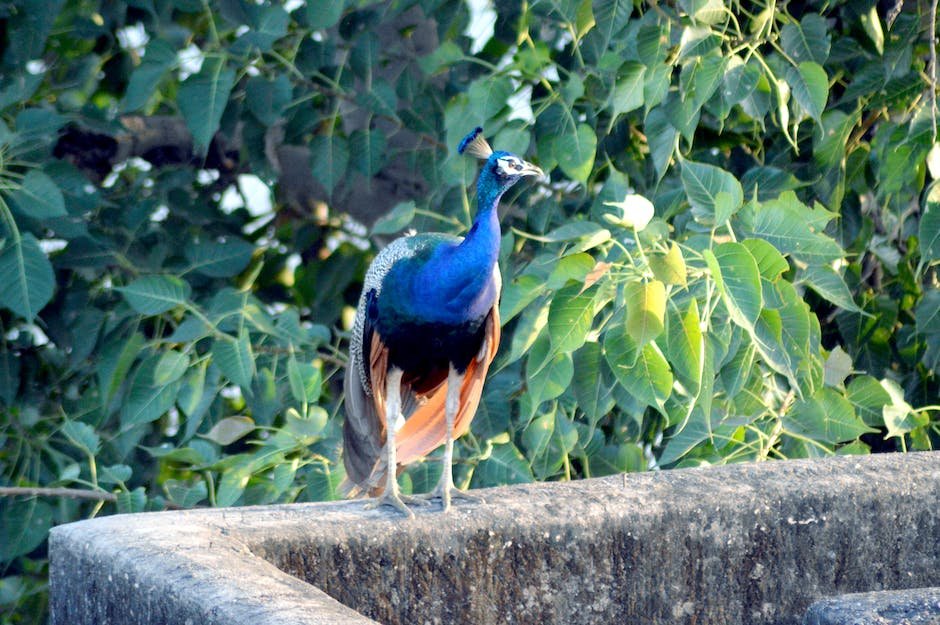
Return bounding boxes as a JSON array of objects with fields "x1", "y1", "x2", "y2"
[{"x1": 519, "y1": 160, "x2": 544, "y2": 178}]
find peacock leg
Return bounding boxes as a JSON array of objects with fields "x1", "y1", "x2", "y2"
[
  {"x1": 364, "y1": 368, "x2": 418, "y2": 518},
  {"x1": 427, "y1": 364, "x2": 483, "y2": 511}
]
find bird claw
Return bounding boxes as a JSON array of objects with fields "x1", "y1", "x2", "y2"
[
  {"x1": 421, "y1": 484, "x2": 485, "y2": 512},
  {"x1": 363, "y1": 491, "x2": 428, "y2": 518}
]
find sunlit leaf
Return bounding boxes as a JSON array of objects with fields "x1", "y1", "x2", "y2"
[
  {"x1": 681, "y1": 160, "x2": 743, "y2": 225},
  {"x1": 704, "y1": 242, "x2": 762, "y2": 330},
  {"x1": 625, "y1": 280, "x2": 665, "y2": 347},
  {"x1": 203, "y1": 416, "x2": 255, "y2": 445}
]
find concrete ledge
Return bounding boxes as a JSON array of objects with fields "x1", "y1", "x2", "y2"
[
  {"x1": 50, "y1": 452, "x2": 940, "y2": 625},
  {"x1": 804, "y1": 587, "x2": 940, "y2": 624}
]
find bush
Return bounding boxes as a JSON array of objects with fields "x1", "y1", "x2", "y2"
[{"x1": 1, "y1": 0, "x2": 938, "y2": 622}]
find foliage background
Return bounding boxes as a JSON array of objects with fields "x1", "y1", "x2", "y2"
[{"x1": 1, "y1": 0, "x2": 939, "y2": 622}]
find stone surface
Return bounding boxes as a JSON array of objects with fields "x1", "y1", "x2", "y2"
[
  {"x1": 50, "y1": 452, "x2": 940, "y2": 625},
  {"x1": 804, "y1": 587, "x2": 940, "y2": 625}
]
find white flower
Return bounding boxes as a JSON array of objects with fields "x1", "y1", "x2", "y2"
[{"x1": 603, "y1": 194, "x2": 655, "y2": 231}]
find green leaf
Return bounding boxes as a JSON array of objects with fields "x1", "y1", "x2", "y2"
[
  {"x1": 309, "y1": 134, "x2": 349, "y2": 194},
  {"x1": 786, "y1": 62, "x2": 827, "y2": 122},
  {"x1": 735, "y1": 192, "x2": 844, "y2": 264},
  {"x1": 920, "y1": 188, "x2": 940, "y2": 261},
  {"x1": 780, "y1": 14, "x2": 830, "y2": 65},
  {"x1": 61, "y1": 420, "x2": 101, "y2": 455},
  {"x1": 719, "y1": 341, "x2": 754, "y2": 399},
  {"x1": 306, "y1": 1, "x2": 345, "y2": 29},
  {"x1": 288, "y1": 354, "x2": 321, "y2": 404},
  {"x1": 741, "y1": 166, "x2": 802, "y2": 201},
  {"x1": 523, "y1": 408, "x2": 578, "y2": 479},
  {"x1": 546, "y1": 253, "x2": 595, "y2": 290},
  {"x1": 349, "y1": 128, "x2": 387, "y2": 178},
  {"x1": 606, "y1": 332, "x2": 672, "y2": 411},
  {"x1": 284, "y1": 406, "x2": 328, "y2": 441},
  {"x1": 211, "y1": 328, "x2": 255, "y2": 389},
  {"x1": 625, "y1": 280, "x2": 665, "y2": 347},
  {"x1": 7, "y1": 170, "x2": 66, "y2": 219},
  {"x1": 846, "y1": 375, "x2": 890, "y2": 427},
  {"x1": 646, "y1": 106, "x2": 677, "y2": 180},
  {"x1": 548, "y1": 283, "x2": 595, "y2": 353},
  {"x1": 500, "y1": 274, "x2": 544, "y2": 323},
  {"x1": 667, "y1": 299, "x2": 703, "y2": 394},
  {"x1": 860, "y1": 5, "x2": 884, "y2": 55},
  {"x1": 234, "y1": 5, "x2": 289, "y2": 53},
  {"x1": 683, "y1": 52, "x2": 726, "y2": 111},
  {"x1": 553, "y1": 123, "x2": 596, "y2": 184},
  {"x1": 165, "y1": 479, "x2": 209, "y2": 508},
  {"x1": 527, "y1": 348, "x2": 573, "y2": 408},
  {"x1": 741, "y1": 238, "x2": 789, "y2": 280},
  {"x1": 98, "y1": 464, "x2": 132, "y2": 486},
  {"x1": 915, "y1": 289, "x2": 940, "y2": 338},
  {"x1": 705, "y1": 242, "x2": 762, "y2": 330},
  {"x1": 609, "y1": 62, "x2": 645, "y2": 122},
  {"x1": 117, "y1": 275, "x2": 192, "y2": 315},
  {"x1": 681, "y1": 0, "x2": 726, "y2": 25},
  {"x1": 592, "y1": 443, "x2": 646, "y2": 476},
  {"x1": 590, "y1": 0, "x2": 633, "y2": 51},
  {"x1": 823, "y1": 345, "x2": 853, "y2": 388},
  {"x1": 245, "y1": 74, "x2": 292, "y2": 126},
  {"x1": 542, "y1": 221, "x2": 609, "y2": 243},
  {"x1": 121, "y1": 357, "x2": 183, "y2": 427},
  {"x1": 0, "y1": 348, "x2": 19, "y2": 405},
  {"x1": 0, "y1": 499, "x2": 53, "y2": 561},
  {"x1": 784, "y1": 387, "x2": 874, "y2": 445},
  {"x1": 122, "y1": 39, "x2": 176, "y2": 112},
  {"x1": 681, "y1": 160, "x2": 743, "y2": 225},
  {"x1": 203, "y1": 416, "x2": 255, "y2": 445},
  {"x1": 154, "y1": 350, "x2": 189, "y2": 385},
  {"x1": 115, "y1": 487, "x2": 148, "y2": 514},
  {"x1": 185, "y1": 237, "x2": 255, "y2": 278},
  {"x1": 98, "y1": 333, "x2": 145, "y2": 406},
  {"x1": 572, "y1": 342, "x2": 615, "y2": 425},
  {"x1": 880, "y1": 379, "x2": 927, "y2": 439},
  {"x1": 371, "y1": 200, "x2": 415, "y2": 235},
  {"x1": 215, "y1": 466, "x2": 251, "y2": 507},
  {"x1": 177, "y1": 362, "x2": 207, "y2": 419},
  {"x1": 800, "y1": 265, "x2": 863, "y2": 313},
  {"x1": 470, "y1": 442, "x2": 534, "y2": 488},
  {"x1": 0, "y1": 233, "x2": 55, "y2": 320},
  {"x1": 679, "y1": 26, "x2": 720, "y2": 59},
  {"x1": 649, "y1": 242, "x2": 687, "y2": 286},
  {"x1": 178, "y1": 56, "x2": 235, "y2": 155}
]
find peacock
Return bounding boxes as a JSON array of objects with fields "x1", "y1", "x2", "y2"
[{"x1": 342, "y1": 128, "x2": 543, "y2": 516}]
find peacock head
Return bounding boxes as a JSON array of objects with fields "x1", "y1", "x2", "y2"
[{"x1": 458, "y1": 127, "x2": 543, "y2": 196}]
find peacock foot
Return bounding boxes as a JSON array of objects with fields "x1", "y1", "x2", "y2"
[
  {"x1": 423, "y1": 483, "x2": 485, "y2": 512},
  {"x1": 363, "y1": 491, "x2": 430, "y2": 518}
]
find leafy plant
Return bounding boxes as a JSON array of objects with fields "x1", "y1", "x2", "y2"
[{"x1": 1, "y1": 1, "x2": 938, "y2": 623}]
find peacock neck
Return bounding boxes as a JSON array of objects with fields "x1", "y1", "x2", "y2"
[
  {"x1": 408, "y1": 178, "x2": 504, "y2": 322},
  {"x1": 458, "y1": 179, "x2": 503, "y2": 266}
]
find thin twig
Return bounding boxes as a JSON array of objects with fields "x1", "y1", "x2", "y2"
[{"x1": 0, "y1": 486, "x2": 117, "y2": 502}]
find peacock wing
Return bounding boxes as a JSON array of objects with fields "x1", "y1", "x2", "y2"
[
  {"x1": 341, "y1": 289, "x2": 386, "y2": 491},
  {"x1": 396, "y1": 301, "x2": 501, "y2": 466}
]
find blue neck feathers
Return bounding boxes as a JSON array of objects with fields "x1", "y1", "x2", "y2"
[{"x1": 411, "y1": 160, "x2": 510, "y2": 321}]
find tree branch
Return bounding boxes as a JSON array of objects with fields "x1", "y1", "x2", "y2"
[{"x1": 0, "y1": 486, "x2": 117, "y2": 502}]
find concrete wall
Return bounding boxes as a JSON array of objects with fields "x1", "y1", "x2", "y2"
[{"x1": 50, "y1": 452, "x2": 940, "y2": 625}]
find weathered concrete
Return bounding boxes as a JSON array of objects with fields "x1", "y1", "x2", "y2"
[
  {"x1": 804, "y1": 587, "x2": 940, "y2": 624},
  {"x1": 50, "y1": 452, "x2": 940, "y2": 625}
]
